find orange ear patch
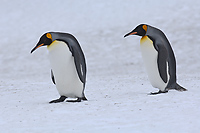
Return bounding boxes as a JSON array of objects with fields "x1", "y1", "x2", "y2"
[
  {"x1": 142, "y1": 25, "x2": 147, "y2": 32},
  {"x1": 46, "y1": 33, "x2": 52, "y2": 39}
]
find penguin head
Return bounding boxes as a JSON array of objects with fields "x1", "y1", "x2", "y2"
[
  {"x1": 124, "y1": 24, "x2": 147, "y2": 37},
  {"x1": 31, "y1": 33, "x2": 53, "y2": 53}
]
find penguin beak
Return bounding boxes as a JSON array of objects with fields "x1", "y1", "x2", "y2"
[
  {"x1": 124, "y1": 31, "x2": 137, "y2": 37},
  {"x1": 30, "y1": 43, "x2": 44, "y2": 53}
]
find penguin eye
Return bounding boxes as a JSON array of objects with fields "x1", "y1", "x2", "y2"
[
  {"x1": 46, "y1": 33, "x2": 52, "y2": 40},
  {"x1": 142, "y1": 25, "x2": 147, "y2": 32}
]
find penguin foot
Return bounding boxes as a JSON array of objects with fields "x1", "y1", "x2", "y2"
[
  {"x1": 67, "y1": 98, "x2": 82, "y2": 102},
  {"x1": 49, "y1": 96, "x2": 67, "y2": 103},
  {"x1": 149, "y1": 90, "x2": 168, "y2": 95}
]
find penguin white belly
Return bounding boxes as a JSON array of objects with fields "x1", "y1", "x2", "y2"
[
  {"x1": 140, "y1": 36, "x2": 168, "y2": 91},
  {"x1": 47, "y1": 41, "x2": 83, "y2": 98}
]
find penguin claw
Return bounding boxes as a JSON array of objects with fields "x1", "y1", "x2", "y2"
[
  {"x1": 49, "y1": 96, "x2": 67, "y2": 103},
  {"x1": 149, "y1": 90, "x2": 168, "y2": 95}
]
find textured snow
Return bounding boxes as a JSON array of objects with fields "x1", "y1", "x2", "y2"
[{"x1": 0, "y1": 0, "x2": 200, "y2": 132}]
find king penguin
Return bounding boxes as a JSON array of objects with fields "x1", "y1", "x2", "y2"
[
  {"x1": 31, "y1": 32, "x2": 87, "y2": 103},
  {"x1": 124, "y1": 24, "x2": 187, "y2": 94}
]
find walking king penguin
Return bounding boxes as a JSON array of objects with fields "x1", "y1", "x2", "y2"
[
  {"x1": 124, "y1": 24, "x2": 187, "y2": 94},
  {"x1": 31, "y1": 32, "x2": 87, "y2": 103}
]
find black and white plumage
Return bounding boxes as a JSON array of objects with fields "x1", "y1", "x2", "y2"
[
  {"x1": 31, "y1": 32, "x2": 87, "y2": 102},
  {"x1": 124, "y1": 24, "x2": 187, "y2": 94}
]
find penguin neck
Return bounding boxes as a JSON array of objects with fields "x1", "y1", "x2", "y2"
[
  {"x1": 141, "y1": 36, "x2": 146, "y2": 40},
  {"x1": 140, "y1": 36, "x2": 153, "y2": 44},
  {"x1": 47, "y1": 40, "x2": 69, "y2": 52}
]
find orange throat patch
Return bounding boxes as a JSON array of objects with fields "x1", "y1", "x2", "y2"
[{"x1": 140, "y1": 36, "x2": 153, "y2": 44}]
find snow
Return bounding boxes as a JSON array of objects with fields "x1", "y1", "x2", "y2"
[{"x1": 0, "y1": 0, "x2": 200, "y2": 132}]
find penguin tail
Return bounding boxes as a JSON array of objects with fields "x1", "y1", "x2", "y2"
[
  {"x1": 82, "y1": 96, "x2": 88, "y2": 101},
  {"x1": 81, "y1": 92, "x2": 87, "y2": 101},
  {"x1": 81, "y1": 95, "x2": 87, "y2": 101},
  {"x1": 175, "y1": 83, "x2": 187, "y2": 91}
]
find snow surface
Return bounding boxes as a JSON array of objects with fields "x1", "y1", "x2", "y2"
[{"x1": 0, "y1": 0, "x2": 200, "y2": 132}]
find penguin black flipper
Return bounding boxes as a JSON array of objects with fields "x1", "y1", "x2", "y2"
[
  {"x1": 71, "y1": 46, "x2": 86, "y2": 85},
  {"x1": 51, "y1": 69, "x2": 56, "y2": 84},
  {"x1": 156, "y1": 44, "x2": 168, "y2": 83}
]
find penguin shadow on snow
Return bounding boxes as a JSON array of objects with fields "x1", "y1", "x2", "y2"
[{"x1": 124, "y1": 24, "x2": 187, "y2": 95}]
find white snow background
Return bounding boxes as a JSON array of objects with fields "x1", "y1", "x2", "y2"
[{"x1": 0, "y1": 0, "x2": 200, "y2": 132}]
